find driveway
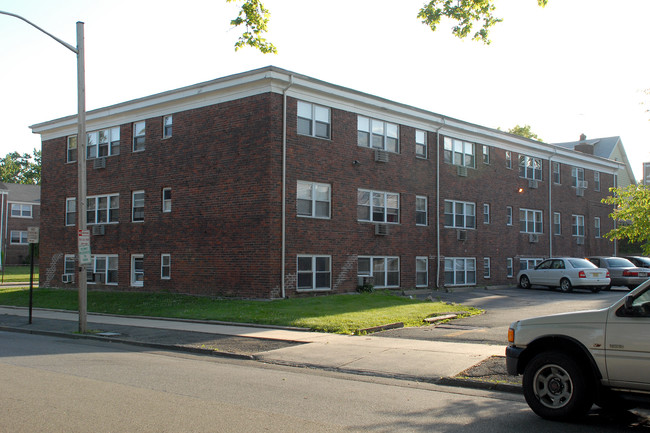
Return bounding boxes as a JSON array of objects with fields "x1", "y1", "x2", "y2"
[{"x1": 377, "y1": 286, "x2": 631, "y2": 345}]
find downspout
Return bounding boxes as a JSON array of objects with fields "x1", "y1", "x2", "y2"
[
  {"x1": 281, "y1": 75, "x2": 295, "y2": 298},
  {"x1": 434, "y1": 120, "x2": 445, "y2": 289},
  {"x1": 548, "y1": 149, "x2": 557, "y2": 258}
]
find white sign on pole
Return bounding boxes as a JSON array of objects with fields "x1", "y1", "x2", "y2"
[
  {"x1": 27, "y1": 226, "x2": 39, "y2": 244},
  {"x1": 78, "y1": 229, "x2": 91, "y2": 265}
]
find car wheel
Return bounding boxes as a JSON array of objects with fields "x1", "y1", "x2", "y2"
[
  {"x1": 523, "y1": 351, "x2": 593, "y2": 421},
  {"x1": 591, "y1": 287, "x2": 602, "y2": 293},
  {"x1": 604, "y1": 285, "x2": 612, "y2": 291},
  {"x1": 519, "y1": 275, "x2": 531, "y2": 289},
  {"x1": 559, "y1": 278, "x2": 573, "y2": 293}
]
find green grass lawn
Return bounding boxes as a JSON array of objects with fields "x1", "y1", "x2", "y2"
[
  {"x1": 0, "y1": 287, "x2": 481, "y2": 334},
  {"x1": 0, "y1": 266, "x2": 39, "y2": 283}
]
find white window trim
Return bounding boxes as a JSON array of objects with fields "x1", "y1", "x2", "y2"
[
  {"x1": 87, "y1": 254, "x2": 119, "y2": 286},
  {"x1": 357, "y1": 116, "x2": 400, "y2": 153},
  {"x1": 506, "y1": 206, "x2": 513, "y2": 226},
  {"x1": 518, "y1": 155, "x2": 542, "y2": 181},
  {"x1": 131, "y1": 254, "x2": 144, "y2": 287},
  {"x1": 357, "y1": 189, "x2": 400, "y2": 224},
  {"x1": 415, "y1": 129, "x2": 427, "y2": 159},
  {"x1": 594, "y1": 217, "x2": 601, "y2": 238},
  {"x1": 443, "y1": 137, "x2": 476, "y2": 168},
  {"x1": 67, "y1": 135, "x2": 77, "y2": 163},
  {"x1": 161, "y1": 254, "x2": 171, "y2": 279},
  {"x1": 444, "y1": 257, "x2": 476, "y2": 287},
  {"x1": 506, "y1": 258, "x2": 514, "y2": 278},
  {"x1": 416, "y1": 195, "x2": 428, "y2": 226},
  {"x1": 483, "y1": 203, "x2": 490, "y2": 224},
  {"x1": 552, "y1": 162, "x2": 561, "y2": 184},
  {"x1": 162, "y1": 188, "x2": 172, "y2": 213},
  {"x1": 297, "y1": 181, "x2": 331, "y2": 219},
  {"x1": 482, "y1": 145, "x2": 490, "y2": 165},
  {"x1": 86, "y1": 194, "x2": 119, "y2": 225},
  {"x1": 10, "y1": 230, "x2": 28, "y2": 245},
  {"x1": 416, "y1": 256, "x2": 428, "y2": 287},
  {"x1": 296, "y1": 255, "x2": 332, "y2": 291},
  {"x1": 64, "y1": 254, "x2": 76, "y2": 275},
  {"x1": 133, "y1": 121, "x2": 146, "y2": 152},
  {"x1": 11, "y1": 203, "x2": 33, "y2": 219},
  {"x1": 572, "y1": 214, "x2": 585, "y2": 237},
  {"x1": 483, "y1": 257, "x2": 491, "y2": 279},
  {"x1": 87, "y1": 126, "x2": 120, "y2": 159},
  {"x1": 132, "y1": 190, "x2": 145, "y2": 223},
  {"x1": 66, "y1": 197, "x2": 76, "y2": 226},
  {"x1": 444, "y1": 199, "x2": 476, "y2": 229},
  {"x1": 297, "y1": 101, "x2": 331, "y2": 140},
  {"x1": 358, "y1": 256, "x2": 400, "y2": 288},
  {"x1": 519, "y1": 208, "x2": 543, "y2": 234},
  {"x1": 553, "y1": 212, "x2": 562, "y2": 236},
  {"x1": 163, "y1": 115, "x2": 173, "y2": 139}
]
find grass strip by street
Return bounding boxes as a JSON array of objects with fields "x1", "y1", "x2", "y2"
[
  {"x1": 0, "y1": 287, "x2": 481, "y2": 334},
  {"x1": 0, "y1": 266, "x2": 39, "y2": 284}
]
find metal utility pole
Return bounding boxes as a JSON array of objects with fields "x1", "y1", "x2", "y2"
[{"x1": 0, "y1": 11, "x2": 88, "y2": 333}]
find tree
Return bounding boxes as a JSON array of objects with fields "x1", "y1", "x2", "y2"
[
  {"x1": 0, "y1": 150, "x2": 41, "y2": 185},
  {"x1": 503, "y1": 124, "x2": 544, "y2": 142},
  {"x1": 602, "y1": 185, "x2": 650, "y2": 255},
  {"x1": 228, "y1": 0, "x2": 548, "y2": 52}
]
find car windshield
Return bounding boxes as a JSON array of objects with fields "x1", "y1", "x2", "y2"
[
  {"x1": 608, "y1": 258, "x2": 635, "y2": 268},
  {"x1": 568, "y1": 258, "x2": 597, "y2": 269}
]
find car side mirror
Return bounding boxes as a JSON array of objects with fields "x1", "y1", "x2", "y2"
[{"x1": 625, "y1": 295, "x2": 635, "y2": 310}]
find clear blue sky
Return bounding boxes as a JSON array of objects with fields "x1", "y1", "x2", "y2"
[{"x1": 1, "y1": 0, "x2": 648, "y2": 179}]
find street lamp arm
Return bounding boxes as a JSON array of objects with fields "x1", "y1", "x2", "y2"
[{"x1": 0, "y1": 10, "x2": 78, "y2": 54}]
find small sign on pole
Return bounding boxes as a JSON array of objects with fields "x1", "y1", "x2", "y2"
[
  {"x1": 78, "y1": 229, "x2": 91, "y2": 265},
  {"x1": 27, "y1": 226, "x2": 39, "y2": 244}
]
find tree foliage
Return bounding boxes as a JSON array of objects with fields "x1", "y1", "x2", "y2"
[
  {"x1": 227, "y1": 0, "x2": 277, "y2": 54},
  {"x1": 505, "y1": 124, "x2": 543, "y2": 142},
  {"x1": 0, "y1": 150, "x2": 41, "y2": 185},
  {"x1": 602, "y1": 185, "x2": 650, "y2": 255}
]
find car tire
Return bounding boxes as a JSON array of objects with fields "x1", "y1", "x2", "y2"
[
  {"x1": 519, "y1": 275, "x2": 531, "y2": 289},
  {"x1": 523, "y1": 351, "x2": 593, "y2": 421},
  {"x1": 559, "y1": 278, "x2": 573, "y2": 293}
]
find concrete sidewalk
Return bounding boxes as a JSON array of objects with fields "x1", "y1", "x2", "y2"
[{"x1": 0, "y1": 306, "x2": 512, "y2": 391}]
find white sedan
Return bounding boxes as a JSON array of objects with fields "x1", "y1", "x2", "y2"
[{"x1": 517, "y1": 257, "x2": 610, "y2": 293}]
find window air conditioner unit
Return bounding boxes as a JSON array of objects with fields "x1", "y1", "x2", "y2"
[
  {"x1": 528, "y1": 179, "x2": 538, "y2": 189},
  {"x1": 576, "y1": 237, "x2": 585, "y2": 245},
  {"x1": 357, "y1": 276, "x2": 374, "y2": 286},
  {"x1": 62, "y1": 273, "x2": 74, "y2": 283},
  {"x1": 374, "y1": 223, "x2": 390, "y2": 236},
  {"x1": 576, "y1": 188, "x2": 585, "y2": 197},
  {"x1": 93, "y1": 157, "x2": 106, "y2": 169},
  {"x1": 92, "y1": 225, "x2": 105, "y2": 235},
  {"x1": 578, "y1": 180, "x2": 588, "y2": 189},
  {"x1": 456, "y1": 165, "x2": 468, "y2": 177},
  {"x1": 374, "y1": 149, "x2": 389, "y2": 163},
  {"x1": 457, "y1": 230, "x2": 467, "y2": 241},
  {"x1": 529, "y1": 233, "x2": 539, "y2": 243}
]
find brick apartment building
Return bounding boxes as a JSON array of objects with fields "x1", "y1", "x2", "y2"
[
  {"x1": 31, "y1": 66, "x2": 627, "y2": 298},
  {"x1": 0, "y1": 183, "x2": 41, "y2": 266}
]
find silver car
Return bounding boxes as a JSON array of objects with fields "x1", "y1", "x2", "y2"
[
  {"x1": 517, "y1": 257, "x2": 610, "y2": 293},
  {"x1": 586, "y1": 256, "x2": 650, "y2": 290}
]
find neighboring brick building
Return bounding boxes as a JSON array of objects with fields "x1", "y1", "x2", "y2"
[
  {"x1": 0, "y1": 183, "x2": 41, "y2": 266},
  {"x1": 31, "y1": 66, "x2": 625, "y2": 297}
]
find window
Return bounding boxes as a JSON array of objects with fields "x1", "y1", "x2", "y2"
[
  {"x1": 552, "y1": 162, "x2": 561, "y2": 184},
  {"x1": 358, "y1": 256, "x2": 400, "y2": 288},
  {"x1": 505, "y1": 151, "x2": 512, "y2": 169},
  {"x1": 506, "y1": 258, "x2": 514, "y2": 278},
  {"x1": 87, "y1": 127, "x2": 120, "y2": 159},
  {"x1": 482, "y1": 145, "x2": 490, "y2": 164},
  {"x1": 64, "y1": 255, "x2": 76, "y2": 275},
  {"x1": 553, "y1": 212, "x2": 561, "y2": 235},
  {"x1": 86, "y1": 194, "x2": 119, "y2": 225},
  {"x1": 66, "y1": 198, "x2": 76, "y2": 226},
  {"x1": 416, "y1": 257, "x2": 428, "y2": 287},
  {"x1": 594, "y1": 217, "x2": 601, "y2": 238},
  {"x1": 518, "y1": 155, "x2": 542, "y2": 181},
  {"x1": 483, "y1": 204, "x2": 490, "y2": 224},
  {"x1": 484, "y1": 258, "x2": 491, "y2": 279},
  {"x1": 161, "y1": 254, "x2": 171, "y2": 279},
  {"x1": 11, "y1": 204, "x2": 32, "y2": 218},
  {"x1": 297, "y1": 101, "x2": 331, "y2": 139},
  {"x1": 133, "y1": 121, "x2": 146, "y2": 152},
  {"x1": 357, "y1": 116, "x2": 399, "y2": 152},
  {"x1": 444, "y1": 258, "x2": 476, "y2": 286},
  {"x1": 87, "y1": 255, "x2": 118, "y2": 285},
  {"x1": 162, "y1": 188, "x2": 172, "y2": 213},
  {"x1": 357, "y1": 190, "x2": 399, "y2": 223},
  {"x1": 572, "y1": 214, "x2": 585, "y2": 237},
  {"x1": 506, "y1": 206, "x2": 513, "y2": 226},
  {"x1": 131, "y1": 254, "x2": 144, "y2": 287},
  {"x1": 10, "y1": 231, "x2": 28, "y2": 245},
  {"x1": 415, "y1": 130, "x2": 427, "y2": 158},
  {"x1": 415, "y1": 196, "x2": 427, "y2": 226},
  {"x1": 132, "y1": 191, "x2": 145, "y2": 222},
  {"x1": 572, "y1": 167, "x2": 585, "y2": 188},
  {"x1": 163, "y1": 115, "x2": 173, "y2": 139},
  {"x1": 519, "y1": 209, "x2": 543, "y2": 234},
  {"x1": 594, "y1": 172, "x2": 601, "y2": 192},
  {"x1": 297, "y1": 255, "x2": 331, "y2": 290},
  {"x1": 520, "y1": 258, "x2": 543, "y2": 271},
  {"x1": 443, "y1": 137, "x2": 475, "y2": 168},
  {"x1": 67, "y1": 136, "x2": 77, "y2": 163},
  {"x1": 297, "y1": 181, "x2": 331, "y2": 219},
  {"x1": 444, "y1": 200, "x2": 475, "y2": 229}
]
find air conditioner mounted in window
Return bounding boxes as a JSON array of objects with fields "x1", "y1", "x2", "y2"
[
  {"x1": 374, "y1": 149, "x2": 389, "y2": 163},
  {"x1": 93, "y1": 157, "x2": 106, "y2": 169},
  {"x1": 357, "y1": 276, "x2": 374, "y2": 287},
  {"x1": 577, "y1": 236, "x2": 585, "y2": 245},
  {"x1": 529, "y1": 233, "x2": 539, "y2": 243},
  {"x1": 576, "y1": 188, "x2": 585, "y2": 197},
  {"x1": 578, "y1": 180, "x2": 588, "y2": 189},
  {"x1": 92, "y1": 225, "x2": 105, "y2": 235},
  {"x1": 457, "y1": 230, "x2": 467, "y2": 241},
  {"x1": 457, "y1": 166, "x2": 468, "y2": 177},
  {"x1": 528, "y1": 179, "x2": 539, "y2": 189},
  {"x1": 62, "y1": 273, "x2": 74, "y2": 284},
  {"x1": 374, "y1": 223, "x2": 390, "y2": 236}
]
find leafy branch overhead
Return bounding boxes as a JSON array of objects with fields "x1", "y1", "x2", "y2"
[
  {"x1": 227, "y1": 0, "x2": 548, "y2": 53},
  {"x1": 602, "y1": 185, "x2": 650, "y2": 255}
]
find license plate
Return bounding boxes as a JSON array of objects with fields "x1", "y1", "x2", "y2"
[
  {"x1": 640, "y1": 273, "x2": 648, "y2": 277},
  {"x1": 590, "y1": 272, "x2": 602, "y2": 278}
]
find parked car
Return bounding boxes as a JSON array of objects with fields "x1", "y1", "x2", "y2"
[
  {"x1": 586, "y1": 256, "x2": 650, "y2": 290},
  {"x1": 507, "y1": 279, "x2": 650, "y2": 420},
  {"x1": 517, "y1": 257, "x2": 609, "y2": 293},
  {"x1": 625, "y1": 256, "x2": 650, "y2": 268}
]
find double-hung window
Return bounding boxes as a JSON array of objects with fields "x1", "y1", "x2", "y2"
[
  {"x1": 87, "y1": 255, "x2": 118, "y2": 285},
  {"x1": 131, "y1": 254, "x2": 144, "y2": 287},
  {"x1": 161, "y1": 254, "x2": 171, "y2": 279},
  {"x1": 518, "y1": 155, "x2": 542, "y2": 181},
  {"x1": 443, "y1": 137, "x2": 475, "y2": 168},
  {"x1": 357, "y1": 116, "x2": 399, "y2": 153},
  {"x1": 10, "y1": 231, "x2": 28, "y2": 245},
  {"x1": 11, "y1": 204, "x2": 32, "y2": 218},
  {"x1": 87, "y1": 194, "x2": 119, "y2": 225},
  {"x1": 415, "y1": 130, "x2": 427, "y2": 158},
  {"x1": 297, "y1": 255, "x2": 331, "y2": 291},
  {"x1": 594, "y1": 217, "x2": 601, "y2": 238},
  {"x1": 484, "y1": 258, "x2": 491, "y2": 279},
  {"x1": 357, "y1": 190, "x2": 399, "y2": 223},
  {"x1": 162, "y1": 188, "x2": 172, "y2": 213},
  {"x1": 444, "y1": 258, "x2": 476, "y2": 286},
  {"x1": 505, "y1": 151, "x2": 512, "y2": 169},
  {"x1": 415, "y1": 196, "x2": 427, "y2": 226},
  {"x1": 64, "y1": 255, "x2": 76, "y2": 276},
  {"x1": 67, "y1": 136, "x2": 77, "y2": 163},
  {"x1": 506, "y1": 258, "x2": 514, "y2": 278},
  {"x1": 572, "y1": 214, "x2": 585, "y2": 237},
  {"x1": 482, "y1": 145, "x2": 490, "y2": 164},
  {"x1": 358, "y1": 256, "x2": 400, "y2": 288},
  {"x1": 594, "y1": 172, "x2": 601, "y2": 191},
  {"x1": 553, "y1": 212, "x2": 561, "y2": 235},
  {"x1": 444, "y1": 200, "x2": 475, "y2": 229},
  {"x1": 163, "y1": 115, "x2": 173, "y2": 139},
  {"x1": 519, "y1": 208, "x2": 543, "y2": 234},
  {"x1": 552, "y1": 162, "x2": 561, "y2": 184},
  {"x1": 133, "y1": 121, "x2": 146, "y2": 152},
  {"x1": 297, "y1": 181, "x2": 331, "y2": 219},
  {"x1": 132, "y1": 191, "x2": 145, "y2": 222},
  {"x1": 66, "y1": 198, "x2": 76, "y2": 226},
  {"x1": 506, "y1": 206, "x2": 513, "y2": 226},
  {"x1": 572, "y1": 167, "x2": 585, "y2": 188},
  {"x1": 87, "y1": 127, "x2": 120, "y2": 159},
  {"x1": 416, "y1": 257, "x2": 428, "y2": 287},
  {"x1": 483, "y1": 204, "x2": 490, "y2": 224},
  {"x1": 297, "y1": 101, "x2": 331, "y2": 139}
]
